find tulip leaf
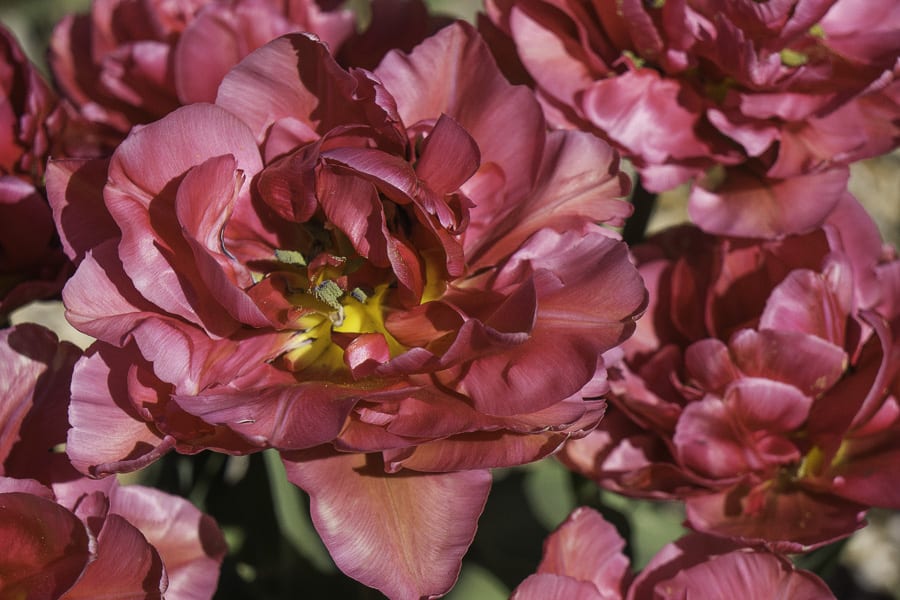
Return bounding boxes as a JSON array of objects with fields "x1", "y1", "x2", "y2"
[
  {"x1": 263, "y1": 449, "x2": 336, "y2": 573},
  {"x1": 446, "y1": 562, "x2": 509, "y2": 600},
  {"x1": 523, "y1": 458, "x2": 577, "y2": 530}
]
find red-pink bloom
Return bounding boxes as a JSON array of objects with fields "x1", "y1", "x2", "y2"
[
  {"x1": 48, "y1": 23, "x2": 646, "y2": 597},
  {"x1": 561, "y1": 194, "x2": 900, "y2": 551},
  {"x1": 511, "y1": 506, "x2": 835, "y2": 599},
  {"x1": 48, "y1": 0, "x2": 442, "y2": 156},
  {"x1": 484, "y1": 0, "x2": 900, "y2": 237},
  {"x1": 0, "y1": 26, "x2": 71, "y2": 316},
  {"x1": 0, "y1": 323, "x2": 226, "y2": 600}
]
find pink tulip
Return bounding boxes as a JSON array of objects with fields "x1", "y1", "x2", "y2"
[
  {"x1": 47, "y1": 0, "x2": 446, "y2": 156},
  {"x1": 49, "y1": 23, "x2": 646, "y2": 597},
  {"x1": 0, "y1": 26, "x2": 71, "y2": 316},
  {"x1": 511, "y1": 507, "x2": 834, "y2": 600},
  {"x1": 561, "y1": 194, "x2": 900, "y2": 551},
  {"x1": 484, "y1": 0, "x2": 900, "y2": 237},
  {"x1": 0, "y1": 323, "x2": 226, "y2": 600}
]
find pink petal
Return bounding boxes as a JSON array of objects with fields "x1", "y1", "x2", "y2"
[
  {"x1": 537, "y1": 507, "x2": 630, "y2": 596},
  {"x1": 282, "y1": 450, "x2": 491, "y2": 599},
  {"x1": 689, "y1": 167, "x2": 849, "y2": 238},
  {"x1": 61, "y1": 240, "x2": 160, "y2": 344},
  {"x1": 728, "y1": 329, "x2": 846, "y2": 397},
  {"x1": 512, "y1": 574, "x2": 606, "y2": 600},
  {"x1": 172, "y1": 383, "x2": 358, "y2": 450},
  {"x1": 415, "y1": 113, "x2": 480, "y2": 197},
  {"x1": 0, "y1": 491, "x2": 92, "y2": 600},
  {"x1": 60, "y1": 513, "x2": 167, "y2": 599},
  {"x1": 45, "y1": 158, "x2": 118, "y2": 264},
  {"x1": 385, "y1": 426, "x2": 597, "y2": 472},
  {"x1": 581, "y1": 69, "x2": 713, "y2": 166},
  {"x1": 67, "y1": 343, "x2": 173, "y2": 477},
  {"x1": 109, "y1": 485, "x2": 226, "y2": 600},
  {"x1": 466, "y1": 129, "x2": 631, "y2": 267},
  {"x1": 654, "y1": 549, "x2": 835, "y2": 599},
  {"x1": 758, "y1": 265, "x2": 852, "y2": 347},
  {"x1": 674, "y1": 397, "x2": 756, "y2": 479},
  {"x1": 217, "y1": 34, "x2": 404, "y2": 148},
  {"x1": 104, "y1": 103, "x2": 261, "y2": 331},
  {"x1": 173, "y1": 154, "x2": 270, "y2": 327},
  {"x1": 0, "y1": 324, "x2": 80, "y2": 483},
  {"x1": 376, "y1": 22, "x2": 545, "y2": 204},
  {"x1": 684, "y1": 338, "x2": 740, "y2": 396},
  {"x1": 627, "y1": 532, "x2": 742, "y2": 600},
  {"x1": 454, "y1": 230, "x2": 645, "y2": 416},
  {"x1": 685, "y1": 485, "x2": 866, "y2": 552}
]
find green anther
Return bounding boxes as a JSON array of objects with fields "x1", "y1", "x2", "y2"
[
  {"x1": 651, "y1": 0, "x2": 665, "y2": 8},
  {"x1": 275, "y1": 249, "x2": 307, "y2": 266},
  {"x1": 350, "y1": 287, "x2": 368, "y2": 303},
  {"x1": 621, "y1": 49, "x2": 646, "y2": 68},
  {"x1": 780, "y1": 48, "x2": 808, "y2": 67},
  {"x1": 808, "y1": 24, "x2": 825, "y2": 38},
  {"x1": 313, "y1": 280, "x2": 344, "y2": 310}
]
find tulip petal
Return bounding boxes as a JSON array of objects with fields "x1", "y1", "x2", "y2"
[
  {"x1": 67, "y1": 343, "x2": 172, "y2": 477},
  {"x1": 685, "y1": 484, "x2": 866, "y2": 552},
  {"x1": 0, "y1": 491, "x2": 92, "y2": 600},
  {"x1": 376, "y1": 22, "x2": 545, "y2": 203},
  {"x1": 45, "y1": 158, "x2": 117, "y2": 264},
  {"x1": 689, "y1": 167, "x2": 849, "y2": 238},
  {"x1": 109, "y1": 485, "x2": 227, "y2": 600},
  {"x1": 282, "y1": 450, "x2": 491, "y2": 599},
  {"x1": 537, "y1": 507, "x2": 630, "y2": 595},
  {"x1": 512, "y1": 574, "x2": 606, "y2": 600},
  {"x1": 60, "y1": 513, "x2": 167, "y2": 599}
]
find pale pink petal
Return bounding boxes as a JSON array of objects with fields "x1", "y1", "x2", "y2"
[
  {"x1": 466, "y1": 129, "x2": 631, "y2": 267},
  {"x1": 454, "y1": 230, "x2": 645, "y2": 416},
  {"x1": 728, "y1": 329, "x2": 846, "y2": 397},
  {"x1": 581, "y1": 69, "x2": 713, "y2": 166},
  {"x1": 689, "y1": 167, "x2": 849, "y2": 238},
  {"x1": 60, "y1": 239, "x2": 160, "y2": 344},
  {"x1": 67, "y1": 343, "x2": 172, "y2": 477},
  {"x1": 655, "y1": 549, "x2": 835, "y2": 599},
  {"x1": 282, "y1": 450, "x2": 491, "y2": 599},
  {"x1": 376, "y1": 22, "x2": 545, "y2": 204},
  {"x1": 109, "y1": 485, "x2": 226, "y2": 600},
  {"x1": 512, "y1": 574, "x2": 606, "y2": 600},
  {"x1": 217, "y1": 34, "x2": 404, "y2": 148},
  {"x1": 105, "y1": 104, "x2": 261, "y2": 331},
  {"x1": 537, "y1": 507, "x2": 630, "y2": 596}
]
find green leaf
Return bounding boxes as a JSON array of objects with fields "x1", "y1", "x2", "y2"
[
  {"x1": 263, "y1": 449, "x2": 337, "y2": 573},
  {"x1": 446, "y1": 562, "x2": 510, "y2": 600},
  {"x1": 523, "y1": 458, "x2": 577, "y2": 531}
]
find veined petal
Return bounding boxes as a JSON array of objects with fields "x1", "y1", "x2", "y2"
[
  {"x1": 537, "y1": 507, "x2": 630, "y2": 595},
  {"x1": 60, "y1": 514, "x2": 167, "y2": 599},
  {"x1": 282, "y1": 450, "x2": 491, "y2": 599},
  {"x1": 108, "y1": 485, "x2": 226, "y2": 600},
  {"x1": 689, "y1": 167, "x2": 849, "y2": 238}
]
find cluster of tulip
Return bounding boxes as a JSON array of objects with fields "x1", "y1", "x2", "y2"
[{"x1": 1, "y1": 1, "x2": 897, "y2": 598}]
